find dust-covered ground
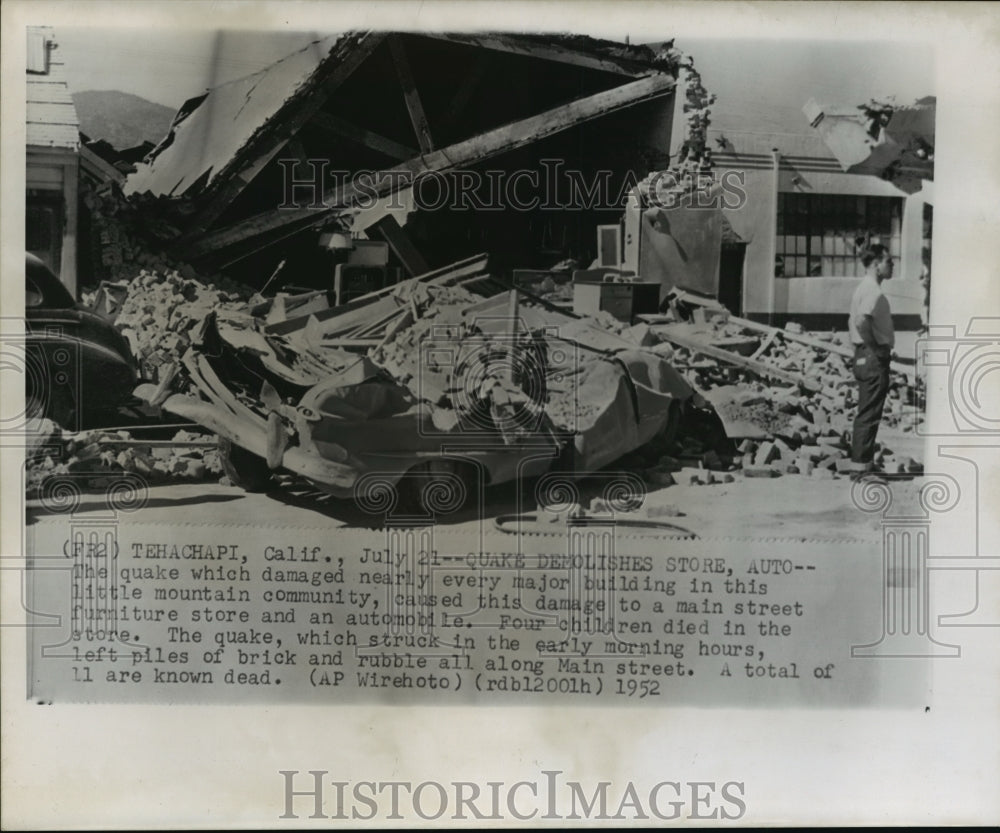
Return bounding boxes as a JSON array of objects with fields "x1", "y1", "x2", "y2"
[{"x1": 24, "y1": 425, "x2": 926, "y2": 544}]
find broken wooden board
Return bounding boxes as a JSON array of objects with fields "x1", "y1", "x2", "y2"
[
  {"x1": 750, "y1": 329, "x2": 779, "y2": 360},
  {"x1": 661, "y1": 296, "x2": 917, "y2": 382},
  {"x1": 702, "y1": 386, "x2": 770, "y2": 440},
  {"x1": 655, "y1": 327, "x2": 824, "y2": 392},
  {"x1": 264, "y1": 253, "x2": 489, "y2": 339},
  {"x1": 729, "y1": 313, "x2": 917, "y2": 382},
  {"x1": 311, "y1": 110, "x2": 416, "y2": 161},
  {"x1": 179, "y1": 74, "x2": 675, "y2": 258},
  {"x1": 369, "y1": 215, "x2": 429, "y2": 277},
  {"x1": 266, "y1": 293, "x2": 402, "y2": 337},
  {"x1": 389, "y1": 35, "x2": 435, "y2": 153}
]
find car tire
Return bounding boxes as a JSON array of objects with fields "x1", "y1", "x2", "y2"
[{"x1": 218, "y1": 437, "x2": 275, "y2": 492}]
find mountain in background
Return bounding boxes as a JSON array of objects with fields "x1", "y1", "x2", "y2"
[{"x1": 72, "y1": 90, "x2": 176, "y2": 150}]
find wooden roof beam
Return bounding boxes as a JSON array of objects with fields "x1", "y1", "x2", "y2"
[
  {"x1": 388, "y1": 34, "x2": 434, "y2": 153},
  {"x1": 419, "y1": 33, "x2": 655, "y2": 78},
  {"x1": 310, "y1": 110, "x2": 416, "y2": 161},
  {"x1": 441, "y1": 52, "x2": 490, "y2": 140},
  {"x1": 178, "y1": 72, "x2": 675, "y2": 259},
  {"x1": 185, "y1": 32, "x2": 386, "y2": 236},
  {"x1": 79, "y1": 144, "x2": 126, "y2": 186}
]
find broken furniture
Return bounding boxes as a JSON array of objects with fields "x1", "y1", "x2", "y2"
[{"x1": 572, "y1": 272, "x2": 660, "y2": 324}]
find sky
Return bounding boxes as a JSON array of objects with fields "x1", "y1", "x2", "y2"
[
  {"x1": 679, "y1": 37, "x2": 933, "y2": 117},
  {"x1": 53, "y1": 27, "x2": 934, "y2": 117},
  {"x1": 56, "y1": 29, "x2": 321, "y2": 108}
]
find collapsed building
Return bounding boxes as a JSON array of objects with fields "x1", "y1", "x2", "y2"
[
  {"x1": 121, "y1": 32, "x2": 705, "y2": 294},
  {"x1": 27, "y1": 31, "x2": 927, "y2": 509}
]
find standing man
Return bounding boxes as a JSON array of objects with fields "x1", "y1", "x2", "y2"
[{"x1": 848, "y1": 244, "x2": 895, "y2": 477}]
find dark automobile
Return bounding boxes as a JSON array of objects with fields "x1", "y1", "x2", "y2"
[{"x1": 25, "y1": 253, "x2": 138, "y2": 430}]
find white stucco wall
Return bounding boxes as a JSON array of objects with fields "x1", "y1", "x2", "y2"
[{"x1": 717, "y1": 156, "x2": 927, "y2": 320}]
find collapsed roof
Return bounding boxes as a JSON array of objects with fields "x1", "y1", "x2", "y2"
[
  {"x1": 802, "y1": 96, "x2": 935, "y2": 193},
  {"x1": 125, "y1": 33, "x2": 356, "y2": 203},
  {"x1": 122, "y1": 31, "x2": 679, "y2": 269}
]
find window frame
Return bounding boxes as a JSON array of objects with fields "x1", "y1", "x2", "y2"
[{"x1": 774, "y1": 192, "x2": 902, "y2": 278}]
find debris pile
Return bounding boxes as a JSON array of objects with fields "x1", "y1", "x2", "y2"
[
  {"x1": 82, "y1": 181, "x2": 197, "y2": 285},
  {"x1": 366, "y1": 282, "x2": 483, "y2": 403},
  {"x1": 27, "y1": 263, "x2": 922, "y2": 502},
  {"x1": 25, "y1": 427, "x2": 225, "y2": 496},
  {"x1": 78, "y1": 180, "x2": 257, "y2": 378},
  {"x1": 711, "y1": 390, "x2": 795, "y2": 438},
  {"x1": 642, "y1": 309, "x2": 921, "y2": 483},
  {"x1": 517, "y1": 263, "x2": 576, "y2": 305},
  {"x1": 167, "y1": 261, "x2": 920, "y2": 494},
  {"x1": 635, "y1": 55, "x2": 716, "y2": 208},
  {"x1": 110, "y1": 269, "x2": 253, "y2": 377}
]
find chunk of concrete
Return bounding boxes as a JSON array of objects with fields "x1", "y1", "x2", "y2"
[
  {"x1": 754, "y1": 441, "x2": 781, "y2": 466},
  {"x1": 774, "y1": 436, "x2": 796, "y2": 456},
  {"x1": 701, "y1": 449, "x2": 724, "y2": 470},
  {"x1": 645, "y1": 470, "x2": 676, "y2": 488},
  {"x1": 744, "y1": 466, "x2": 781, "y2": 478}
]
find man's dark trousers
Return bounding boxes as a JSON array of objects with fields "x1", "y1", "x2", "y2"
[{"x1": 851, "y1": 344, "x2": 891, "y2": 465}]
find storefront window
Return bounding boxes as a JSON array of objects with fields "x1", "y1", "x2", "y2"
[
  {"x1": 26, "y1": 194, "x2": 63, "y2": 272},
  {"x1": 774, "y1": 193, "x2": 902, "y2": 277}
]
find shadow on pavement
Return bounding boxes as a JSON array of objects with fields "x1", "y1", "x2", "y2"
[{"x1": 25, "y1": 492, "x2": 243, "y2": 525}]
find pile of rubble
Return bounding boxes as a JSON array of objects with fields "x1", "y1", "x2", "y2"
[
  {"x1": 631, "y1": 313, "x2": 922, "y2": 486},
  {"x1": 197, "y1": 261, "x2": 921, "y2": 489},
  {"x1": 35, "y1": 185, "x2": 922, "y2": 500},
  {"x1": 109, "y1": 269, "x2": 253, "y2": 378},
  {"x1": 635, "y1": 55, "x2": 716, "y2": 208},
  {"x1": 367, "y1": 282, "x2": 484, "y2": 406},
  {"x1": 25, "y1": 425, "x2": 226, "y2": 497},
  {"x1": 82, "y1": 180, "x2": 196, "y2": 285},
  {"x1": 80, "y1": 180, "x2": 257, "y2": 378}
]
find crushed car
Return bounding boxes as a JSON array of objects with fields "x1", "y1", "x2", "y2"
[{"x1": 134, "y1": 258, "x2": 701, "y2": 511}]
